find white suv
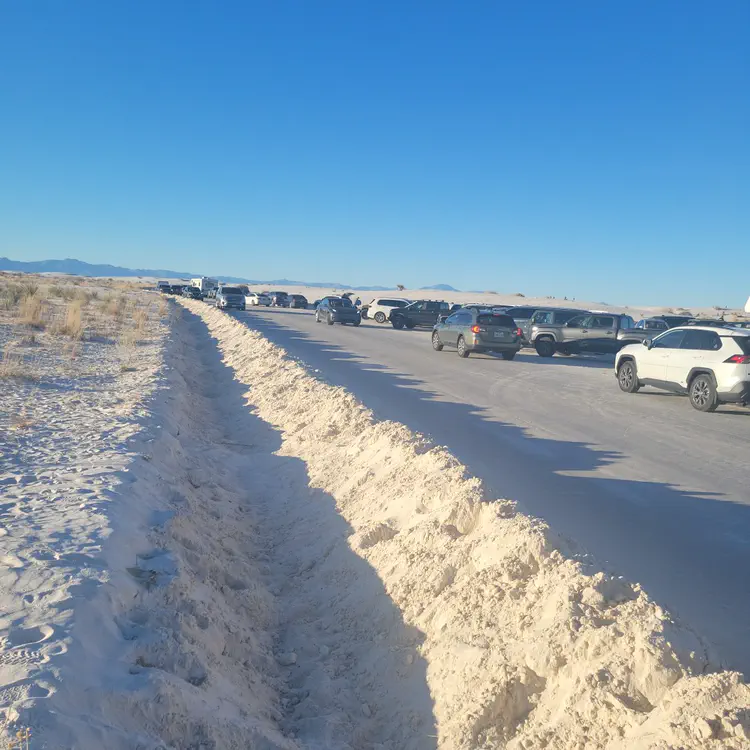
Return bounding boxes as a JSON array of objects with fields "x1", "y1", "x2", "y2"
[
  {"x1": 615, "y1": 326, "x2": 750, "y2": 412},
  {"x1": 366, "y1": 297, "x2": 410, "y2": 324}
]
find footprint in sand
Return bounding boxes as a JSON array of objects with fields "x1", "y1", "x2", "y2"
[{"x1": 6, "y1": 624, "x2": 55, "y2": 648}]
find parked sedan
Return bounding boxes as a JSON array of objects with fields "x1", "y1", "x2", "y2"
[
  {"x1": 268, "y1": 291, "x2": 290, "y2": 307},
  {"x1": 433, "y1": 310, "x2": 523, "y2": 359},
  {"x1": 288, "y1": 294, "x2": 308, "y2": 309},
  {"x1": 246, "y1": 292, "x2": 272, "y2": 307},
  {"x1": 315, "y1": 298, "x2": 361, "y2": 326}
]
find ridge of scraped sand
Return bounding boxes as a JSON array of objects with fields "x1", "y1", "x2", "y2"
[{"x1": 179, "y1": 298, "x2": 750, "y2": 749}]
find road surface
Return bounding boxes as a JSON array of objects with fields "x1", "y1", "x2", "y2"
[{"x1": 229, "y1": 305, "x2": 750, "y2": 674}]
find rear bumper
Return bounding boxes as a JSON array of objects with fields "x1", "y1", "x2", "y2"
[
  {"x1": 470, "y1": 338, "x2": 522, "y2": 353},
  {"x1": 718, "y1": 381, "x2": 750, "y2": 404}
]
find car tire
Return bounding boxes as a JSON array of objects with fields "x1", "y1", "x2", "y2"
[
  {"x1": 315, "y1": 312, "x2": 320, "y2": 323},
  {"x1": 353, "y1": 319, "x2": 361, "y2": 327},
  {"x1": 392, "y1": 318, "x2": 404, "y2": 330},
  {"x1": 535, "y1": 338, "x2": 556, "y2": 358},
  {"x1": 327, "y1": 314, "x2": 335, "y2": 326},
  {"x1": 689, "y1": 373, "x2": 718, "y2": 412},
  {"x1": 617, "y1": 360, "x2": 640, "y2": 393},
  {"x1": 457, "y1": 336, "x2": 470, "y2": 358},
  {"x1": 432, "y1": 332, "x2": 444, "y2": 351},
  {"x1": 374, "y1": 311, "x2": 386, "y2": 323},
  {"x1": 501, "y1": 351, "x2": 516, "y2": 361}
]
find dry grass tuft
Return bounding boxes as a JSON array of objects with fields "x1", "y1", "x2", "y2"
[
  {"x1": 51, "y1": 300, "x2": 85, "y2": 339},
  {"x1": 18, "y1": 294, "x2": 46, "y2": 329},
  {"x1": 0, "y1": 344, "x2": 37, "y2": 380},
  {"x1": 133, "y1": 307, "x2": 149, "y2": 334},
  {"x1": 0, "y1": 281, "x2": 40, "y2": 310},
  {"x1": 106, "y1": 294, "x2": 128, "y2": 319}
]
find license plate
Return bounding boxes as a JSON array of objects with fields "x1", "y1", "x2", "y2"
[{"x1": 493, "y1": 331, "x2": 507, "y2": 339}]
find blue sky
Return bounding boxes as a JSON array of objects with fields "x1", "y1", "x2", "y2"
[{"x1": 1, "y1": 1, "x2": 747, "y2": 307}]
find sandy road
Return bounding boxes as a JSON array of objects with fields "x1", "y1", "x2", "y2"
[{"x1": 226, "y1": 304, "x2": 750, "y2": 675}]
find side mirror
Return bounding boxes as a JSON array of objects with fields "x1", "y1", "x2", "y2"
[
  {"x1": 438, "y1": 315, "x2": 448, "y2": 323},
  {"x1": 643, "y1": 339, "x2": 653, "y2": 349}
]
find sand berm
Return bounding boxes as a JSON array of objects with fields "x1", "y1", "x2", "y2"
[{"x1": 179, "y1": 298, "x2": 750, "y2": 749}]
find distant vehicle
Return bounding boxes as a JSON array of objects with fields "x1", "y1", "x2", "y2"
[
  {"x1": 366, "y1": 297, "x2": 410, "y2": 323},
  {"x1": 236, "y1": 285, "x2": 250, "y2": 294},
  {"x1": 315, "y1": 297, "x2": 361, "y2": 326},
  {"x1": 532, "y1": 313, "x2": 638, "y2": 357},
  {"x1": 168, "y1": 284, "x2": 183, "y2": 295},
  {"x1": 268, "y1": 291, "x2": 290, "y2": 307},
  {"x1": 191, "y1": 277, "x2": 218, "y2": 297},
  {"x1": 616, "y1": 326, "x2": 750, "y2": 411},
  {"x1": 389, "y1": 300, "x2": 458, "y2": 329},
  {"x1": 745, "y1": 297, "x2": 750, "y2": 314},
  {"x1": 523, "y1": 308, "x2": 589, "y2": 345},
  {"x1": 288, "y1": 294, "x2": 308, "y2": 309},
  {"x1": 182, "y1": 286, "x2": 202, "y2": 300},
  {"x1": 246, "y1": 292, "x2": 271, "y2": 307},
  {"x1": 432, "y1": 309, "x2": 522, "y2": 359},
  {"x1": 216, "y1": 286, "x2": 246, "y2": 310},
  {"x1": 157, "y1": 280, "x2": 171, "y2": 292},
  {"x1": 685, "y1": 319, "x2": 735, "y2": 328}
]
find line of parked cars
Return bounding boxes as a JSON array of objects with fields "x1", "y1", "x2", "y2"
[{"x1": 190, "y1": 283, "x2": 750, "y2": 413}]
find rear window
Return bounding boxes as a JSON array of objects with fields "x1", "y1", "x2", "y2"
[
  {"x1": 330, "y1": 299, "x2": 353, "y2": 309},
  {"x1": 510, "y1": 307, "x2": 535, "y2": 319},
  {"x1": 221, "y1": 287, "x2": 242, "y2": 294},
  {"x1": 735, "y1": 336, "x2": 750, "y2": 355},
  {"x1": 477, "y1": 314, "x2": 516, "y2": 327}
]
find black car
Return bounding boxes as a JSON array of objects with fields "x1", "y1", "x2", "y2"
[
  {"x1": 289, "y1": 294, "x2": 308, "y2": 309},
  {"x1": 432, "y1": 310, "x2": 522, "y2": 359},
  {"x1": 182, "y1": 286, "x2": 202, "y2": 299},
  {"x1": 389, "y1": 300, "x2": 458, "y2": 329},
  {"x1": 315, "y1": 298, "x2": 361, "y2": 326}
]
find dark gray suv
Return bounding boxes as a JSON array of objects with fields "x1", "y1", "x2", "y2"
[
  {"x1": 432, "y1": 310, "x2": 522, "y2": 359},
  {"x1": 315, "y1": 298, "x2": 361, "y2": 326}
]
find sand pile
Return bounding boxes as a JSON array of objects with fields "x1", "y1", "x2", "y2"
[{"x1": 180, "y1": 298, "x2": 750, "y2": 749}]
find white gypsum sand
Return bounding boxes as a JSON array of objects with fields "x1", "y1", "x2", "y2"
[{"x1": 178, "y1": 297, "x2": 750, "y2": 749}]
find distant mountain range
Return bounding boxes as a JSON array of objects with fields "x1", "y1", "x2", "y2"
[{"x1": 0, "y1": 257, "x2": 458, "y2": 292}]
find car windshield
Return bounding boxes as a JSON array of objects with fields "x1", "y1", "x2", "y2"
[
  {"x1": 477, "y1": 314, "x2": 516, "y2": 327},
  {"x1": 221, "y1": 287, "x2": 242, "y2": 294}
]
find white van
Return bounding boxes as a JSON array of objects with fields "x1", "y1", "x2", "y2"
[{"x1": 191, "y1": 277, "x2": 218, "y2": 296}]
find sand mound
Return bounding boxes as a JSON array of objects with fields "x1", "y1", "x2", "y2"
[{"x1": 180, "y1": 299, "x2": 750, "y2": 749}]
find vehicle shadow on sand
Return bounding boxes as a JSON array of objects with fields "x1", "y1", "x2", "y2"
[{"x1": 238, "y1": 312, "x2": 750, "y2": 677}]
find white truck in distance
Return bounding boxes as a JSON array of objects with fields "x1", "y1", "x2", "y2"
[{"x1": 191, "y1": 277, "x2": 218, "y2": 296}]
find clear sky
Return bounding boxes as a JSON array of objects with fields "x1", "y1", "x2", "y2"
[{"x1": 1, "y1": 1, "x2": 748, "y2": 307}]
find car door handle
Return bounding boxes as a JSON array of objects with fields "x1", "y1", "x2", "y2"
[{"x1": 581, "y1": 329, "x2": 588, "y2": 333}]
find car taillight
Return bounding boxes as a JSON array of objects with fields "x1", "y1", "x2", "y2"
[
  {"x1": 471, "y1": 325, "x2": 481, "y2": 334},
  {"x1": 725, "y1": 355, "x2": 750, "y2": 364},
  {"x1": 516, "y1": 328, "x2": 523, "y2": 338}
]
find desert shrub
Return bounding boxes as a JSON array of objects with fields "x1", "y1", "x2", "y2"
[
  {"x1": 19, "y1": 294, "x2": 46, "y2": 329},
  {"x1": 52, "y1": 300, "x2": 85, "y2": 339}
]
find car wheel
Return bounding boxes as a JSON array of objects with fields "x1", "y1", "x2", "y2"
[
  {"x1": 432, "y1": 332, "x2": 444, "y2": 351},
  {"x1": 535, "y1": 338, "x2": 555, "y2": 358},
  {"x1": 689, "y1": 373, "x2": 718, "y2": 412},
  {"x1": 315, "y1": 312, "x2": 320, "y2": 323},
  {"x1": 374, "y1": 311, "x2": 386, "y2": 323},
  {"x1": 617, "y1": 360, "x2": 640, "y2": 393},
  {"x1": 501, "y1": 351, "x2": 516, "y2": 361},
  {"x1": 353, "y1": 319, "x2": 361, "y2": 327},
  {"x1": 327, "y1": 314, "x2": 335, "y2": 326},
  {"x1": 392, "y1": 318, "x2": 404, "y2": 330},
  {"x1": 457, "y1": 336, "x2": 470, "y2": 358}
]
